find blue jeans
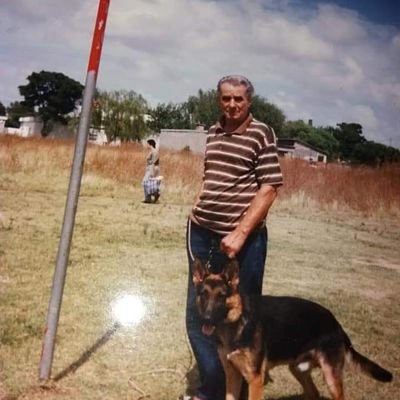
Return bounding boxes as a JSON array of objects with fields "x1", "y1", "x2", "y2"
[{"x1": 185, "y1": 219, "x2": 268, "y2": 400}]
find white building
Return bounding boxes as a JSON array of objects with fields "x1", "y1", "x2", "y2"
[
  {"x1": 159, "y1": 126, "x2": 207, "y2": 154},
  {"x1": 277, "y1": 138, "x2": 327, "y2": 163},
  {"x1": 0, "y1": 116, "x2": 42, "y2": 137}
]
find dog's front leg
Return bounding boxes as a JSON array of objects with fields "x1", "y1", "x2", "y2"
[
  {"x1": 227, "y1": 350, "x2": 266, "y2": 400},
  {"x1": 218, "y1": 347, "x2": 243, "y2": 400},
  {"x1": 247, "y1": 375, "x2": 265, "y2": 400}
]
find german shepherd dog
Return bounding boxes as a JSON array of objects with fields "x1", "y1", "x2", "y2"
[{"x1": 191, "y1": 257, "x2": 393, "y2": 400}]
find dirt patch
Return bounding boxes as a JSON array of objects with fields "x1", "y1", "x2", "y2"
[
  {"x1": 0, "y1": 383, "x2": 9, "y2": 400},
  {"x1": 15, "y1": 384, "x2": 75, "y2": 400},
  {"x1": 354, "y1": 257, "x2": 400, "y2": 272}
]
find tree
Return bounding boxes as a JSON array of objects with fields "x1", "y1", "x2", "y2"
[
  {"x1": 250, "y1": 96, "x2": 286, "y2": 136},
  {"x1": 333, "y1": 123, "x2": 366, "y2": 161},
  {"x1": 186, "y1": 89, "x2": 220, "y2": 129},
  {"x1": 282, "y1": 120, "x2": 340, "y2": 160},
  {"x1": 351, "y1": 141, "x2": 400, "y2": 166},
  {"x1": 383, "y1": 145, "x2": 400, "y2": 163},
  {"x1": 352, "y1": 141, "x2": 385, "y2": 166},
  {"x1": 147, "y1": 89, "x2": 286, "y2": 133},
  {"x1": 0, "y1": 101, "x2": 6, "y2": 116},
  {"x1": 147, "y1": 103, "x2": 191, "y2": 132},
  {"x1": 312, "y1": 126, "x2": 340, "y2": 160},
  {"x1": 96, "y1": 90, "x2": 149, "y2": 142},
  {"x1": 18, "y1": 70, "x2": 84, "y2": 136},
  {"x1": 91, "y1": 90, "x2": 102, "y2": 129},
  {"x1": 282, "y1": 120, "x2": 311, "y2": 138},
  {"x1": 184, "y1": 90, "x2": 286, "y2": 134}
]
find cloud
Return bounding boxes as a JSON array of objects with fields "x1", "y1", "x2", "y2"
[
  {"x1": 1, "y1": 0, "x2": 399, "y2": 147},
  {"x1": 310, "y1": 4, "x2": 368, "y2": 44},
  {"x1": 393, "y1": 33, "x2": 400, "y2": 48},
  {"x1": 348, "y1": 105, "x2": 379, "y2": 130}
]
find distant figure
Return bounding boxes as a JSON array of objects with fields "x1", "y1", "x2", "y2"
[{"x1": 142, "y1": 139, "x2": 161, "y2": 203}]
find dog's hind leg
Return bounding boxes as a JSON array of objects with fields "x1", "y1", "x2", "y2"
[
  {"x1": 289, "y1": 364, "x2": 320, "y2": 400},
  {"x1": 319, "y1": 355, "x2": 345, "y2": 400}
]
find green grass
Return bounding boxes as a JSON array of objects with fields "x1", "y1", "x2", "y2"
[{"x1": 1, "y1": 159, "x2": 399, "y2": 399}]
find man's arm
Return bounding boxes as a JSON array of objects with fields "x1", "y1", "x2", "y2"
[{"x1": 220, "y1": 184, "x2": 277, "y2": 258}]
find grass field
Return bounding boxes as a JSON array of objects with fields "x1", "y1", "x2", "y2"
[{"x1": 0, "y1": 136, "x2": 399, "y2": 400}]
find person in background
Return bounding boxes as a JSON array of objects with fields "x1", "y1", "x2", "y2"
[
  {"x1": 185, "y1": 75, "x2": 283, "y2": 400},
  {"x1": 142, "y1": 139, "x2": 160, "y2": 203}
]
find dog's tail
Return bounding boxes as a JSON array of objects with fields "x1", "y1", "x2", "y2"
[{"x1": 346, "y1": 346, "x2": 393, "y2": 382}]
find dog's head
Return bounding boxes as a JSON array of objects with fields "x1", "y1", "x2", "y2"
[{"x1": 191, "y1": 257, "x2": 242, "y2": 336}]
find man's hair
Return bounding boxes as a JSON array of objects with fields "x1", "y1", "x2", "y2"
[
  {"x1": 217, "y1": 75, "x2": 255, "y2": 99},
  {"x1": 147, "y1": 139, "x2": 156, "y2": 148}
]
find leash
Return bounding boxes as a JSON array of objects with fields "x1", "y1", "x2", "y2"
[{"x1": 205, "y1": 237, "x2": 220, "y2": 272}]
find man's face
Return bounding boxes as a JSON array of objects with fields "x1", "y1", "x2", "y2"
[{"x1": 219, "y1": 82, "x2": 251, "y2": 124}]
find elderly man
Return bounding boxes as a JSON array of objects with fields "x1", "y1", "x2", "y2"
[{"x1": 185, "y1": 75, "x2": 283, "y2": 400}]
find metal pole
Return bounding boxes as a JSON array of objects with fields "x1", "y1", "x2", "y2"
[{"x1": 39, "y1": 0, "x2": 110, "y2": 381}]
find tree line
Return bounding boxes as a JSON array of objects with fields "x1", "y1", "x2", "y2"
[{"x1": 1, "y1": 70, "x2": 399, "y2": 165}]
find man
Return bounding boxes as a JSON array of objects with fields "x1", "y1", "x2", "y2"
[{"x1": 185, "y1": 75, "x2": 283, "y2": 400}]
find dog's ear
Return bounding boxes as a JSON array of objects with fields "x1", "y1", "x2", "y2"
[
  {"x1": 224, "y1": 258, "x2": 240, "y2": 289},
  {"x1": 191, "y1": 257, "x2": 207, "y2": 285}
]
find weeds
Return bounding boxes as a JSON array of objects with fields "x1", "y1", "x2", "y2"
[{"x1": 0, "y1": 135, "x2": 399, "y2": 399}]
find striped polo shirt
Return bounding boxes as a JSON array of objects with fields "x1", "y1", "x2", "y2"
[{"x1": 190, "y1": 114, "x2": 283, "y2": 235}]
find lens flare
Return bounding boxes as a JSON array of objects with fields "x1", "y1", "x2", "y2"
[{"x1": 112, "y1": 294, "x2": 146, "y2": 327}]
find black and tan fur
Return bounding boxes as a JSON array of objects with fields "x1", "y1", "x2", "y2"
[{"x1": 191, "y1": 258, "x2": 392, "y2": 400}]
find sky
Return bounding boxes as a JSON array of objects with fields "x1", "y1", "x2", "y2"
[{"x1": 1, "y1": 0, "x2": 399, "y2": 147}]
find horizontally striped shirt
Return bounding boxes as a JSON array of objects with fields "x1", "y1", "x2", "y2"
[{"x1": 190, "y1": 114, "x2": 283, "y2": 235}]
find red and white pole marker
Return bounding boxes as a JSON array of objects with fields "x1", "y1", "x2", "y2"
[{"x1": 39, "y1": 0, "x2": 111, "y2": 382}]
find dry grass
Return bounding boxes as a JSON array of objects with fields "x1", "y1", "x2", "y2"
[
  {"x1": 279, "y1": 158, "x2": 400, "y2": 216},
  {"x1": 1, "y1": 135, "x2": 399, "y2": 215},
  {"x1": 0, "y1": 135, "x2": 399, "y2": 400}
]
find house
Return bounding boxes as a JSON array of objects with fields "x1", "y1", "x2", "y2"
[
  {"x1": 159, "y1": 126, "x2": 207, "y2": 154},
  {"x1": 0, "y1": 116, "x2": 75, "y2": 139},
  {"x1": 277, "y1": 138, "x2": 327, "y2": 163},
  {"x1": 88, "y1": 127, "x2": 108, "y2": 145},
  {"x1": 0, "y1": 116, "x2": 7, "y2": 133},
  {"x1": 155, "y1": 126, "x2": 328, "y2": 164},
  {"x1": 0, "y1": 116, "x2": 43, "y2": 137}
]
